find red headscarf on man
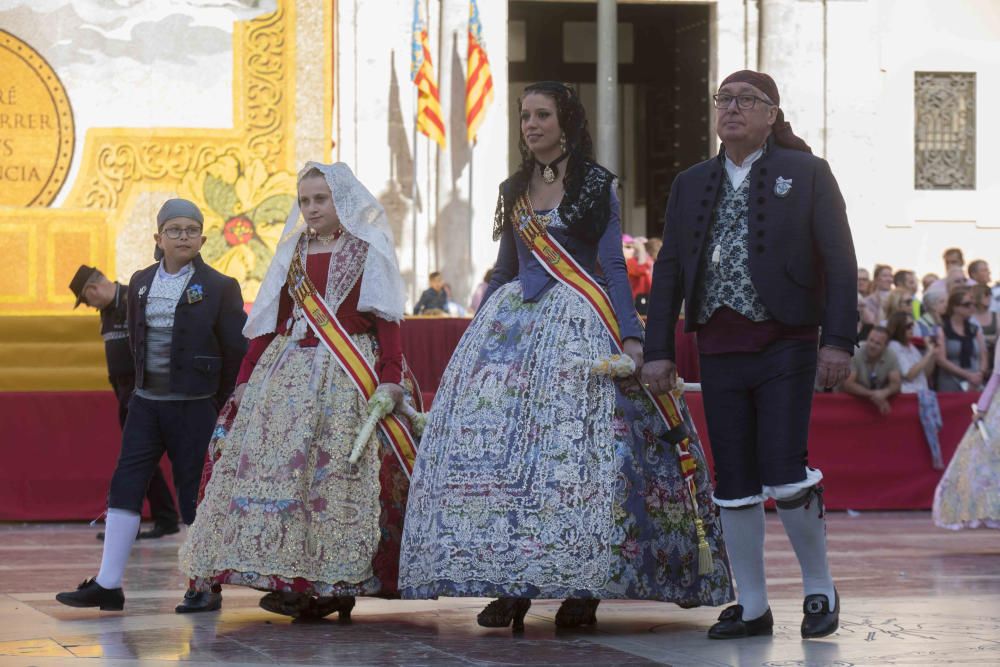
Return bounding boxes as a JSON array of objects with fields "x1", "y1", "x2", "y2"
[{"x1": 720, "y1": 70, "x2": 812, "y2": 154}]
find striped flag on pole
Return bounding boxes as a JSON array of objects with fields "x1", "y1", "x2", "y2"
[
  {"x1": 465, "y1": 0, "x2": 494, "y2": 144},
  {"x1": 411, "y1": 0, "x2": 446, "y2": 148}
]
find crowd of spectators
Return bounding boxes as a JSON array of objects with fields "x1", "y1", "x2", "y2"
[
  {"x1": 852, "y1": 248, "x2": 997, "y2": 397},
  {"x1": 839, "y1": 248, "x2": 998, "y2": 465}
]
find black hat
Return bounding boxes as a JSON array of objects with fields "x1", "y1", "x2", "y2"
[{"x1": 68, "y1": 265, "x2": 100, "y2": 309}]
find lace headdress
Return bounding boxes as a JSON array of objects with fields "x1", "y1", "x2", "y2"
[{"x1": 244, "y1": 162, "x2": 406, "y2": 338}]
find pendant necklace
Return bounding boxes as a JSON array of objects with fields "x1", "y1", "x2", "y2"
[{"x1": 535, "y1": 151, "x2": 569, "y2": 185}]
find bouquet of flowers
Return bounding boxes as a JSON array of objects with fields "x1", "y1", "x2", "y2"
[
  {"x1": 580, "y1": 354, "x2": 636, "y2": 378},
  {"x1": 348, "y1": 391, "x2": 429, "y2": 465},
  {"x1": 348, "y1": 391, "x2": 395, "y2": 465}
]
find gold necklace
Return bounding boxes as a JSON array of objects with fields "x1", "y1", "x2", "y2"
[{"x1": 310, "y1": 227, "x2": 343, "y2": 244}]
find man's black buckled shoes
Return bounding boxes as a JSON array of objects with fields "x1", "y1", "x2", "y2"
[
  {"x1": 174, "y1": 588, "x2": 222, "y2": 614},
  {"x1": 55, "y1": 578, "x2": 124, "y2": 611},
  {"x1": 801, "y1": 589, "x2": 839, "y2": 638},
  {"x1": 139, "y1": 524, "x2": 180, "y2": 540},
  {"x1": 708, "y1": 604, "x2": 773, "y2": 639}
]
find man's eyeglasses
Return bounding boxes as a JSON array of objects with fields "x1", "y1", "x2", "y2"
[
  {"x1": 161, "y1": 226, "x2": 203, "y2": 240},
  {"x1": 713, "y1": 93, "x2": 775, "y2": 110},
  {"x1": 958, "y1": 301, "x2": 974, "y2": 307}
]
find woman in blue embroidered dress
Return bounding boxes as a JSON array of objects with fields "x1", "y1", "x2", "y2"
[{"x1": 399, "y1": 82, "x2": 733, "y2": 630}]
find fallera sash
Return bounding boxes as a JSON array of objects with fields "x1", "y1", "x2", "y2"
[
  {"x1": 511, "y1": 193, "x2": 713, "y2": 574},
  {"x1": 286, "y1": 252, "x2": 418, "y2": 478}
]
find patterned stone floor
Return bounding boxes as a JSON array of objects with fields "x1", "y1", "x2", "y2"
[{"x1": 0, "y1": 512, "x2": 997, "y2": 666}]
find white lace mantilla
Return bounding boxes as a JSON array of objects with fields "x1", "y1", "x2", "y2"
[{"x1": 400, "y1": 280, "x2": 620, "y2": 593}]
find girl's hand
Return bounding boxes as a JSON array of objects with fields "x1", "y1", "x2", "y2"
[{"x1": 376, "y1": 382, "x2": 404, "y2": 409}]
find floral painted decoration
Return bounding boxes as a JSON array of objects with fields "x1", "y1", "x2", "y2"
[{"x1": 180, "y1": 155, "x2": 296, "y2": 302}]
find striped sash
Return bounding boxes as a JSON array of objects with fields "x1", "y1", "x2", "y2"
[
  {"x1": 511, "y1": 194, "x2": 713, "y2": 573},
  {"x1": 287, "y1": 253, "x2": 418, "y2": 478}
]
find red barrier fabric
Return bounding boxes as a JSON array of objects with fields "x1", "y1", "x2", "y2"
[
  {"x1": 680, "y1": 393, "x2": 966, "y2": 511},
  {"x1": 0, "y1": 374, "x2": 972, "y2": 520}
]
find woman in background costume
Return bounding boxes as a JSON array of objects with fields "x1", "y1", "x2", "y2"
[
  {"x1": 399, "y1": 81, "x2": 732, "y2": 630},
  {"x1": 179, "y1": 162, "x2": 417, "y2": 620},
  {"x1": 933, "y1": 363, "x2": 1000, "y2": 530}
]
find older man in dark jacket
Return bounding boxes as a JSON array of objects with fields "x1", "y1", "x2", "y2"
[
  {"x1": 643, "y1": 71, "x2": 856, "y2": 640},
  {"x1": 57, "y1": 199, "x2": 247, "y2": 613}
]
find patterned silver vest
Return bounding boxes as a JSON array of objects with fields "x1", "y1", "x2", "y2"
[{"x1": 696, "y1": 173, "x2": 771, "y2": 324}]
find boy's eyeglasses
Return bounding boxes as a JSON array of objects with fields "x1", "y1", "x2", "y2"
[{"x1": 161, "y1": 226, "x2": 203, "y2": 240}]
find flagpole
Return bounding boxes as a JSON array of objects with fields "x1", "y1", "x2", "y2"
[
  {"x1": 468, "y1": 138, "x2": 475, "y2": 264},
  {"x1": 411, "y1": 88, "x2": 419, "y2": 307},
  {"x1": 433, "y1": 0, "x2": 444, "y2": 273}
]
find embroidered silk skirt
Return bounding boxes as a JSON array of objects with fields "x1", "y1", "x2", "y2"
[
  {"x1": 399, "y1": 281, "x2": 733, "y2": 605},
  {"x1": 179, "y1": 333, "x2": 410, "y2": 596},
  {"x1": 933, "y1": 388, "x2": 1000, "y2": 530}
]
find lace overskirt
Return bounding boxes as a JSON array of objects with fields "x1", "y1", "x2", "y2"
[
  {"x1": 399, "y1": 281, "x2": 733, "y2": 605},
  {"x1": 933, "y1": 389, "x2": 1000, "y2": 530},
  {"x1": 179, "y1": 333, "x2": 410, "y2": 596}
]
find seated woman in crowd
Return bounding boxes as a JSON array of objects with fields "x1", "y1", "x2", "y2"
[
  {"x1": 886, "y1": 311, "x2": 943, "y2": 469},
  {"x1": 971, "y1": 284, "x2": 997, "y2": 372},
  {"x1": 917, "y1": 290, "x2": 946, "y2": 339},
  {"x1": 935, "y1": 287, "x2": 988, "y2": 392},
  {"x1": 881, "y1": 288, "x2": 913, "y2": 326}
]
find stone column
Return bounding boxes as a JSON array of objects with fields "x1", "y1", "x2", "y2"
[{"x1": 596, "y1": 0, "x2": 618, "y2": 173}]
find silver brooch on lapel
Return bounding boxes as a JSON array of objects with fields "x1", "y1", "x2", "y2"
[
  {"x1": 774, "y1": 176, "x2": 793, "y2": 198},
  {"x1": 138, "y1": 285, "x2": 147, "y2": 297}
]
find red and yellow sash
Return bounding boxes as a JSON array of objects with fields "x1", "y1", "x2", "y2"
[
  {"x1": 511, "y1": 194, "x2": 713, "y2": 574},
  {"x1": 287, "y1": 253, "x2": 418, "y2": 478}
]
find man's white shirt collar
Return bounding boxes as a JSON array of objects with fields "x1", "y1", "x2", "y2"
[{"x1": 724, "y1": 146, "x2": 764, "y2": 190}]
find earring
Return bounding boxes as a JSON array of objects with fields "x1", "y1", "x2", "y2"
[{"x1": 559, "y1": 132, "x2": 567, "y2": 153}]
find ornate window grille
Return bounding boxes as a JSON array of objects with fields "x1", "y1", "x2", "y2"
[{"x1": 914, "y1": 72, "x2": 976, "y2": 190}]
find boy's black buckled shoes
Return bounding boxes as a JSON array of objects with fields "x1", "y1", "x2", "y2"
[
  {"x1": 139, "y1": 524, "x2": 180, "y2": 539},
  {"x1": 174, "y1": 587, "x2": 222, "y2": 613},
  {"x1": 801, "y1": 589, "x2": 839, "y2": 638},
  {"x1": 708, "y1": 604, "x2": 774, "y2": 639},
  {"x1": 55, "y1": 578, "x2": 124, "y2": 611}
]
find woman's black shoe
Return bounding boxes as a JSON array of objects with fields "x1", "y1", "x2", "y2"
[
  {"x1": 707, "y1": 605, "x2": 773, "y2": 639},
  {"x1": 259, "y1": 591, "x2": 312, "y2": 618},
  {"x1": 801, "y1": 589, "x2": 839, "y2": 638},
  {"x1": 174, "y1": 588, "x2": 222, "y2": 613},
  {"x1": 55, "y1": 578, "x2": 124, "y2": 611},
  {"x1": 555, "y1": 598, "x2": 600, "y2": 628},
  {"x1": 301, "y1": 595, "x2": 356, "y2": 622},
  {"x1": 477, "y1": 597, "x2": 531, "y2": 631}
]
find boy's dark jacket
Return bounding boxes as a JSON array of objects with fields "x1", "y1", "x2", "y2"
[{"x1": 127, "y1": 254, "x2": 248, "y2": 407}]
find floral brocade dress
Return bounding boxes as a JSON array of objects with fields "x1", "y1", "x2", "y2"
[
  {"x1": 179, "y1": 235, "x2": 411, "y2": 597},
  {"x1": 399, "y1": 196, "x2": 734, "y2": 605},
  {"x1": 933, "y1": 370, "x2": 1000, "y2": 530}
]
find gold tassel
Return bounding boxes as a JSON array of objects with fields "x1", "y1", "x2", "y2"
[{"x1": 695, "y1": 516, "x2": 713, "y2": 575}]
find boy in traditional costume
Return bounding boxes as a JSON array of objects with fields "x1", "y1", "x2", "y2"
[{"x1": 57, "y1": 200, "x2": 247, "y2": 611}]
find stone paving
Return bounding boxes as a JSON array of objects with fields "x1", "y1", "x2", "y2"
[{"x1": 0, "y1": 512, "x2": 997, "y2": 666}]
